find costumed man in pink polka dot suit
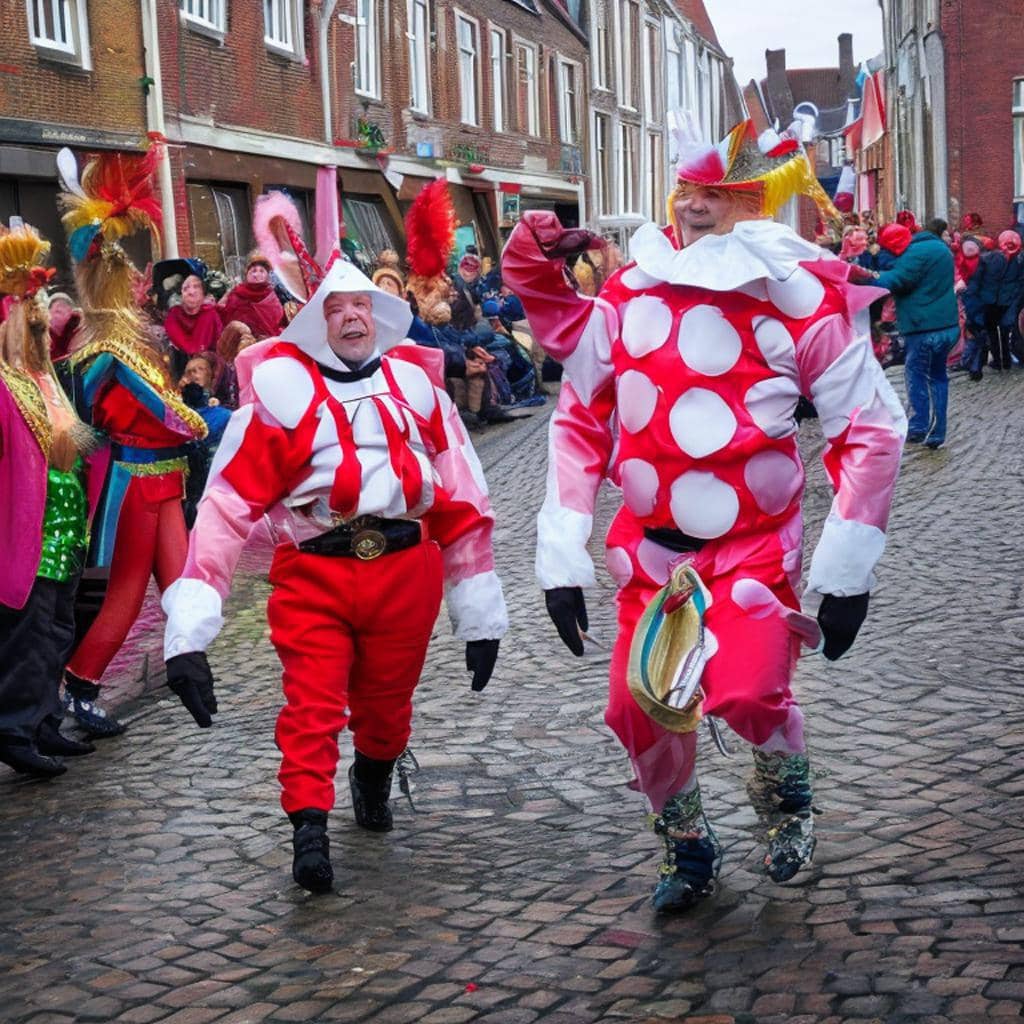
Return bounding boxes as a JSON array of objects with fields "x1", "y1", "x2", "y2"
[{"x1": 502, "y1": 116, "x2": 907, "y2": 913}]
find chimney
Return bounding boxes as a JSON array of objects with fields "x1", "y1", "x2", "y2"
[
  {"x1": 838, "y1": 33, "x2": 855, "y2": 93},
  {"x1": 766, "y1": 47, "x2": 787, "y2": 75},
  {"x1": 764, "y1": 48, "x2": 794, "y2": 124}
]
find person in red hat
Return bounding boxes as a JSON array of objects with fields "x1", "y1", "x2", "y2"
[
  {"x1": 503, "y1": 116, "x2": 906, "y2": 913},
  {"x1": 218, "y1": 254, "x2": 286, "y2": 340}
]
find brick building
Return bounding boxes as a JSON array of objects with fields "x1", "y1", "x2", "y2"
[
  {"x1": 877, "y1": 0, "x2": 1024, "y2": 230},
  {"x1": 0, "y1": 0, "x2": 150, "y2": 286}
]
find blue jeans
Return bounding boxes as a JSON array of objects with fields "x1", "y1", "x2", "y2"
[{"x1": 904, "y1": 326, "x2": 960, "y2": 444}]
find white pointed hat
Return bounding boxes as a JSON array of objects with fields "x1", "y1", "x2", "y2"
[{"x1": 280, "y1": 257, "x2": 413, "y2": 367}]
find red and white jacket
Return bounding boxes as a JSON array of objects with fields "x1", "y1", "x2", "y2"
[
  {"x1": 502, "y1": 214, "x2": 907, "y2": 610},
  {"x1": 162, "y1": 340, "x2": 508, "y2": 658}
]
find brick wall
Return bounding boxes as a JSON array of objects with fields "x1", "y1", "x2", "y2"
[
  {"x1": 0, "y1": 0, "x2": 147, "y2": 135},
  {"x1": 943, "y1": 0, "x2": 1024, "y2": 230}
]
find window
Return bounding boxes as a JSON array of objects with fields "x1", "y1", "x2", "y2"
[
  {"x1": 616, "y1": 0, "x2": 641, "y2": 110},
  {"x1": 594, "y1": 113, "x2": 612, "y2": 216},
  {"x1": 643, "y1": 20, "x2": 661, "y2": 122},
  {"x1": 557, "y1": 59, "x2": 579, "y2": 145},
  {"x1": 515, "y1": 41, "x2": 539, "y2": 136},
  {"x1": 187, "y1": 182, "x2": 253, "y2": 279},
  {"x1": 1015, "y1": 81, "x2": 1024, "y2": 199},
  {"x1": 666, "y1": 25, "x2": 683, "y2": 114},
  {"x1": 619, "y1": 124, "x2": 640, "y2": 214},
  {"x1": 407, "y1": 0, "x2": 430, "y2": 114},
  {"x1": 179, "y1": 0, "x2": 225, "y2": 34},
  {"x1": 646, "y1": 131, "x2": 664, "y2": 220},
  {"x1": 28, "y1": 0, "x2": 91, "y2": 65},
  {"x1": 264, "y1": 0, "x2": 302, "y2": 57},
  {"x1": 355, "y1": 0, "x2": 379, "y2": 97},
  {"x1": 342, "y1": 197, "x2": 400, "y2": 264},
  {"x1": 490, "y1": 27, "x2": 507, "y2": 133},
  {"x1": 456, "y1": 13, "x2": 480, "y2": 126},
  {"x1": 593, "y1": 4, "x2": 611, "y2": 90}
]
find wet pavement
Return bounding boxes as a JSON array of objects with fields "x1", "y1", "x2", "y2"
[{"x1": 2, "y1": 371, "x2": 1023, "y2": 1024}]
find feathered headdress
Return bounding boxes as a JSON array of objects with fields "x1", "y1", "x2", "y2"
[
  {"x1": 0, "y1": 223, "x2": 55, "y2": 299},
  {"x1": 253, "y1": 190, "x2": 340, "y2": 302},
  {"x1": 404, "y1": 179, "x2": 456, "y2": 318},
  {"x1": 58, "y1": 145, "x2": 163, "y2": 263},
  {"x1": 669, "y1": 113, "x2": 840, "y2": 225}
]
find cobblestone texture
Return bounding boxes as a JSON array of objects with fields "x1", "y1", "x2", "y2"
[{"x1": 2, "y1": 372, "x2": 1023, "y2": 1024}]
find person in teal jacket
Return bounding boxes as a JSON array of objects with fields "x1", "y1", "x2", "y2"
[{"x1": 872, "y1": 221, "x2": 958, "y2": 448}]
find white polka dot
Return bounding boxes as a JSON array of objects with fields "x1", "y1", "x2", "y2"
[
  {"x1": 617, "y1": 370, "x2": 659, "y2": 433},
  {"x1": 636, "y1": 538, "x2": 673, "y2": 584},
  {"x1": 745, "y1": 376, "x2": 800, "y2": 438},
  {"x1": 752, "y1": 316, "x2": 798, "y2": 376},
  {"x1": 251, "y1": 357, "x2": 314, "y2": 429},
  {"x1": 620, "y1": 458, "x2": 659, "y2": 517},
  {"x1": 703, "y1": 627, "x2": 719, "y2": 659},
  {"x1": 744, "y1": 451, "x2": 803, "y2": 516},
  {"x1": 669, "y1": 388, "x2": 737, "y2": 458},
  {"x1": 605, "y1": 546, "x2": 634, "y2": 587},
  {"x1": 766, "y1": 268, "x2": 826, "y2": 319},
  {"x1": 669, "y1": 471, "x2": 739, "y2": 538},
  {"x1": 621, "y1": 295, "x2": 673, "y2": 358},
  {"x1": 677, "y1": 305, "x2": 743, "y2": 376},
  {"x1": 620, "y1": 265, "x2": 661, "y2": 291}
]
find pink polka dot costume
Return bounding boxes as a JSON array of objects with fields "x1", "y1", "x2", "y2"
[{"x1": 503, "y1": 208, "x2": 907, "y2": 877}]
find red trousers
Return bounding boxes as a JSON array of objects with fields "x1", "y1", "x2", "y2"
[
  {"x1": 267, "y1": 540, "x2": 443, "y2": 814},
  {"x1": 67, "y1": 472, "x2": 188, "y2": 684}
]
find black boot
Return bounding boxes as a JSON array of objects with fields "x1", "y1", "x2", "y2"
[
  {"x1": 0, "y1": 740, "x2": 67, "y2": 779},
  {"x1": 37, "y1": 718, "x2": 95, "y2": 757},
  {"x1": 63, "y1": 673, "x2": 126, "y2": 738},
  {"x1": 288, "y1": 809, "x2": 334, "y2": 894},
  {"x1": 349, "y1": 751, "x2": 395, "y2": 832}
]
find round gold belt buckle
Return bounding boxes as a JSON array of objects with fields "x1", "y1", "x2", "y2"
[{"x1": 352, "y1": 528, "x2": 387, "y2": 560}]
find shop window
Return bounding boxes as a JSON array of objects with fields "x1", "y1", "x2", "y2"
[
  {"x1": 179, "y1": 0, "x2": 225, "y2": 37},
  {"x1": 342, "y1": 197, "x2": 399, "y2": 265},
  {"x1": 406, "y1": 0, "x2": 431, "y2": 114},
  {"x1": 187, "y1": 182, "x2": 253, "y2": 280},
  {"x1": 26, "y1": 0, "x2": 91, "y2": 68},
  {"x1": 354, "y1": 0, "x2": 380, "y2": 98}
]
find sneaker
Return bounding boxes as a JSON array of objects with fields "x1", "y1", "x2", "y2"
[
  {"x1": 923, "y1": 438, "x2": 943, "y2": 450},
  {"x1": 905, "y1": 433, "x2": 926, "y2": 444},
  {"x1": 62, "y1": 691, "x2": 126, "y2": 738}
]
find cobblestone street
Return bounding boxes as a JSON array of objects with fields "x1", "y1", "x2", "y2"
[{"x1": 2, "y1": 370, "x2": 1023, "y2": 1024}]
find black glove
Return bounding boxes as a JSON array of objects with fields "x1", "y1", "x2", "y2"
[
  {"x1": 166, "y1": 651, "x2": 218, "y2": 728},
  {"x1": 545, "y1": 587, "x2": 588, "y2": 657},
  {"x1": 465, "y1": 639, "x2": 499, "y2": 692},
  {"x1": 817, "y1": 593, "x2": 869, "y2": 661}
]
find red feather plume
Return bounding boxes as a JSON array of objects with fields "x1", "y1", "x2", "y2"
[
  {"x1": 405, "y1": 179, "x2": 455, "y2": 279},
  {"x1": 82, "y1": 146, "x2": 163, "y2": 230}
]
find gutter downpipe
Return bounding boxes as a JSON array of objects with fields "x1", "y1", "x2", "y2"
[
  {"x1": 320, "y1": 0, "x2": 341, "y2": 146},
  {"x1": 141, "y1": 0, "x2": 178, "y2": 257}
]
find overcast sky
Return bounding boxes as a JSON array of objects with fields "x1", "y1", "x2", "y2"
[{"x1": 702, "y1": 0, "x2": 885, "y2": 87}]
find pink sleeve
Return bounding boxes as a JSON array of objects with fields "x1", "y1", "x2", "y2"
[
  {"x1": 536, "y1": 378, "x2": 617, "y2": 589},
  {"x1": 795, "y1": 309, "x2": 908, "y2": 600},
  {"x1": 423, "y1": 387, "x2": 508, "y2": 641}
]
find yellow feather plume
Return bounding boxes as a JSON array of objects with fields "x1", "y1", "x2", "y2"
[{"x1": 0, "y1": 225, "x2": 52, "y2": 298}]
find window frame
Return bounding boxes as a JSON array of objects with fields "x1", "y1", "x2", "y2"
[
  {"x1": 1014, "y1": 80, "x2": 1024, "y2": 201},
  {"x1": 489, "y1": 25, "x2": 508, "y2": 134},
  {"x1": 354, "y1": 0, "x2": 380, "y2": 98},
  {"x1": 406, "y1": 0, "x2": 431, "y2": 115},
  {"x1": 27, "y1": 0, "x2": 92, "y2": 67},
  {"x1": 179, "y1": 0, "x2": 226, "y2": 39},
  {"x1": 618, "y1": 122, "x2": 641, "y2": 215},
  {"x1": 454, "y1": 10, "x2": 481, "y2": 127},
  {"x1": 593, "y1": 112, "x2": 613, "y2": 217},
  {"x1": 556, "y1": 56, "x2": 581, "y2": 146},
  {"x1": 615, "y1": 0, "x2": 641, "y2": 111},
  {"x1": 514, "y1": 38, "x2": 540, "y2": 137},
  {"x1": 264, "y1": 0, "x2": 304, "y2": 60},
  {"x1": 645, "y1": 129, "x2": 664, "y2": 220},
  {"x1": 642, "y1": 17, "x2": 661, "y2": 124}
]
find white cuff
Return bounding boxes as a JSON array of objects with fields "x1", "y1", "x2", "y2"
[
  {"x1": 804, "y1": 510, "x2": 886, "y2": 600},
  {"x1": 536, "y1": 505, "x2": 596, "y2": 589},
  {"x1": 447, "y1": 571, "x2": 509, "y2": 641},
  {"x1": 162, "y1": 577, "x2": 225, "y2": 659}
]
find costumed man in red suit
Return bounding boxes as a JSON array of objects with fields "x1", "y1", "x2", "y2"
[
  {"x1": 503, "y1": 116, "x2": 907, "y2": 912},
  {"x1": 162, "y1": 182, "x2": 507, "y2": 893}
]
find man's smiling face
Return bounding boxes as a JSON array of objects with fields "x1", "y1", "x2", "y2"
[{"x1": 323, "y1": 290, "x2": 377, "y2": 366}]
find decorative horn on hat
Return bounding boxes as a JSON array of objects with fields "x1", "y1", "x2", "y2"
[{"x1": 253, "y1": 190, "x2": 318, "y2": 301}]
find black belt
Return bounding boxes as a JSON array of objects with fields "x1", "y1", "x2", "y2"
[
  {"x1": 643, "y1": 527, "x2": 706, "y2": 553},
  {"x1": 298, "y1": 516, "x2": 423, "y2": 560}
]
